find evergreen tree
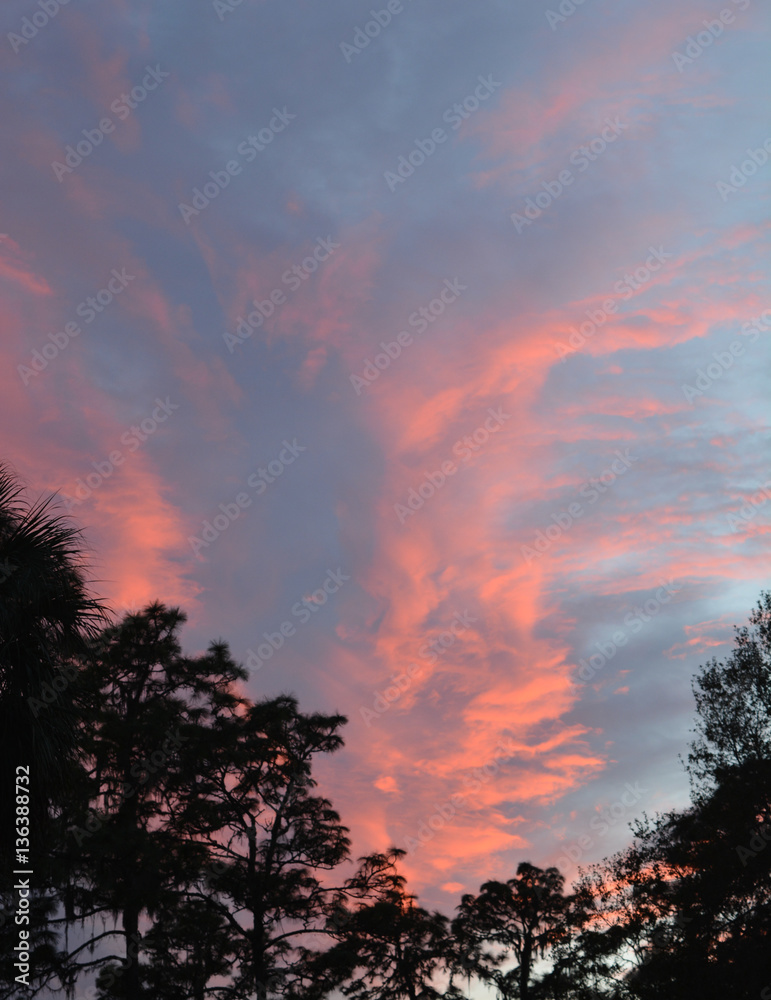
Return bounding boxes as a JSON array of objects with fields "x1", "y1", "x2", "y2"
[
  {"x1": 60, "y1": 603, "x2": 246, "y2": 999},
  {"x1": 168, "y1": 693, "x2": 352, "y2": 998},
  {"x1": 449, "y1": 863, "x2": 569, "y2": 1000},
  {"x1": 574, "y1": 591, "x2": 771, "y2": 999},
  {"x1": 295, "y1": 849, "x2": 449, "y2": 1000}
]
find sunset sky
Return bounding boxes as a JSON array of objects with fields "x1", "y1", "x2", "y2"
[{"x1": 2, "y1": 0, "x2": 769, "y2": 909}]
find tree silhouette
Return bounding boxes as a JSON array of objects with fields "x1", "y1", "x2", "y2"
[
  {"x1": 60, "y1": 603, "x2": 246, "y2": 999},
  {"x1": 168, "y1": 693, "x2": 352, "y2": 998},
  {"x1": 118, "y1": 897, "x2": 239, "y2": 1000},
  {"x1": 0, "y1": 464, "x2": 106, "y2": 874},
  {"x1": 450, "y1": 863, "x2": 569, "y2": 999},
  {"x1": 296, "y1": 849, "x2": 449, "y2": 1000},
  {"x1": 687, "y1": 590, "x2": 771, "y2": 790},
  {"x1": 574, "y1": 591, "x2": 771, "y2": 999},
  {"x1": 4, "y1": 489, "x2": 771, "y2": 1000}
]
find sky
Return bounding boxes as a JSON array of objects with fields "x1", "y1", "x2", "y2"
[{"x1": 1, "y1": 0, "x2": 769, "y2": 912}]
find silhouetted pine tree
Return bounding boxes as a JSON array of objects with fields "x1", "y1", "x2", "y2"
[
  {"x1": 167, "y1": 693, "x2": 352, "y2": 998},
  {"x1": 295, "y1": 849, "x2": 449, "y2": 1000},
  {"x1": 59, "y1": 604, "x2": 246, "y2": 999},
  {"x1": 449, "y1": 863, "x2": 570, "y2": 1000}
]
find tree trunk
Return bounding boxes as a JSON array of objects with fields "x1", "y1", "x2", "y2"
[
  {"x1": 122, "y1": 904, "x2": 142, "y2": 1000},
  {"x1": 519, "y1": 934, "x2": 532, "y2": 1000},
  {"x1": 119, "y1": 738, "x2": 142, "y2": 1000}
]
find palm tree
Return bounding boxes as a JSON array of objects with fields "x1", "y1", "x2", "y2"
[{"x1": 0, "y1": 463, "x2": 107, "y2": 872}]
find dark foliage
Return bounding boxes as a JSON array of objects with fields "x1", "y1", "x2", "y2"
[{"x1": 2, "y1": 470, "x2": 769, "y2": 1000}]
